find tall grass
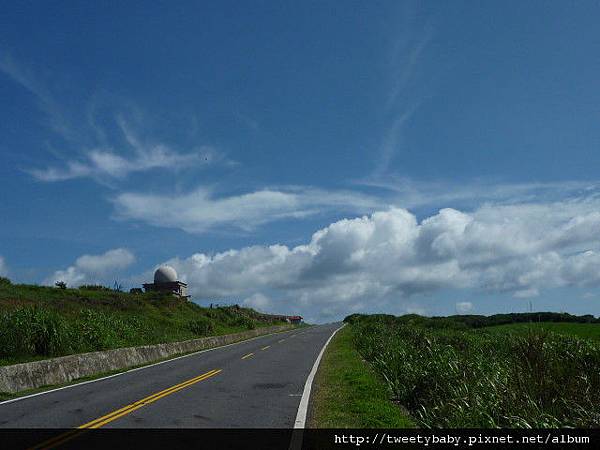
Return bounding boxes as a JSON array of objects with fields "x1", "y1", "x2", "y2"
[
  {"x1": 0, "y1": 307, "x2": 69, "y2": 357},
  {"x1": 0, "y1": 307, "x2": 146, "y2": 358},
  {"x1": 352, "y1": 316, "x2": 600, "y2": 428}
]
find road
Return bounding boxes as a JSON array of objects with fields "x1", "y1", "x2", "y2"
[{"x1": 0, "y1": 323, "x2": 341, "y2": 429}]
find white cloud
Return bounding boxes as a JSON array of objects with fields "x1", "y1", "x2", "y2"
[
  {"x1": 29, "y1": 146, "x2": 214, "y2": 181},
  {"x1": 359, "y1": 176, "x2": 598, "y2": 211},
  {"x1": 75, "y1": 248, "x2": 135, "y2": 274},
  {"x1": 0, "y1": 256, "x2": 8, "y2": 277},
  {"x1": 156, "y1": 196, "x2": 600, "y2": 320},
  {"x1": 113, "y1": 186, "x2": 385, "y2": 233},
  {"x1": 28, "y1": 118, "x2": 222, "y2": 182},
  {"x1": 455, "y1": 302, "x2": 473, "y2": 313},
  {"x1": 45, "y1": 248, "x2": 135, "y2": 287},
  {"x1": 46, "y1": 266, "x2": 87, "y2": 288}
]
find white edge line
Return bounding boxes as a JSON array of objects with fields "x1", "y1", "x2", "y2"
[
  {"x1": 0, "y1": 327, "x2": 302, "y2": 406},
  {"x1": 293, "y1": 322, "x2": 346, "y2": 429}
]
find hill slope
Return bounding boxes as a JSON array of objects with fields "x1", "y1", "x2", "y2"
[{"x1": 0, "y1": 278, "x2": 286, "y2": 366}]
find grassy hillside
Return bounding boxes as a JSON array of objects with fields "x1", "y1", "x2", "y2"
[
  {"x1": 341, "y1": 313, "x2": 600, "y2": 428},
  {"x1": 0, "y1": 277, "x2": 287, "y2": 366}
]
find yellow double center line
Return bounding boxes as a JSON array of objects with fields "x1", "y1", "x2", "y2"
[
  {"x1": 79, "y1": 369, "x2": 221, "y2": 428},
  {"x1": 31, "y1": 369, "x2": 221, "y2": 450}
]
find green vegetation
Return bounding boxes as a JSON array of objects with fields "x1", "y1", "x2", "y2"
[
  {"x1": 486, "y1": 321, "x2": 600, "y2": 342},
  {"x1": 345, "y1": 311, "x2": 599, "y2": 331},
  {"x1": 344, "y1": 313, "x2": 600, "y2": 428},
  {"x1": 310, "y1": 326, "x2": 414, "y2": 428},
  {"x1": 0, "y1": 280, "x2": 286, "y2": 366}
]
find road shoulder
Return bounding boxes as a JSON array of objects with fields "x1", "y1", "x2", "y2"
[{"x1": 307, "y1": 325, "x2": 415, "y2": 428}]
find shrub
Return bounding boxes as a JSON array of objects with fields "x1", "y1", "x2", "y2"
[
  {"x1": 188, "y1": 318, "x2": 215, "y2": 336},
  {"x1": 0, "y1": 276, "x2": 11, "y2": 286},
  {"x1": 232, "y1": 316, "x2": 256, "y2": 330}
]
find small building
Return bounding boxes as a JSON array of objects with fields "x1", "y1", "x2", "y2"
[
  {"x1": 288, "y1": 315, "x2": 303, "y2": 325},
  {"x1": 143, "y1": 266, "x2": 189, "y2": 299}
]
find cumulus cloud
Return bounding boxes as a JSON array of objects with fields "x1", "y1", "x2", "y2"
[
  {"x1": 158, "y1": 197, "x2": 600, "y2": 320},
  {"x1": 45, "y1": 248, "x2": 135, "y2": 287},
  {"x1": 455, "y1": 302, "x2": 473, "y2": 313},
  {"x1": 113, "y1": 186, "x2": 384, "y2": 233}
]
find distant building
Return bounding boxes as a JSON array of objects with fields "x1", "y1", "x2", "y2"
[
  {"x1": 288, "y1": 316, "x2": 303, "y2": 325},
  {"x1": 143, "y1": 266, "x2": 189, "y2": 299}
]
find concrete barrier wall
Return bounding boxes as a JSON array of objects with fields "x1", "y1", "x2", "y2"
[{"x1": 0, "y1": 325, "x2": 294, "y2": 394}]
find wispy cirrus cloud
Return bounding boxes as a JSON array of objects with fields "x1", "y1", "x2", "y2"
[
  {"x1": 112, "y1": 186, "x2": 386, "y2": 233},
  {"x1": 0, "y1": 51, "x2": 73, "y2": 139},
  {"x1": 373, "y1": 10, "x2": 434, "y2": 177},
  {"x1": 373, "y1": 104, "x2": 421, "y2": 177},
  {"x1": 386, "y1": 21, "x2": 434, "y2": 110},
  {"x1": 1, "y1": 52, "x2": 230, "y2": 184},
  {"x1": 28, "y1": 141, "x2": 220, "y2": 182},
  {"x1": 26, "y1": 114, "x2": 227, "y2": 182},
  {"x1": 359, "y1": 175, "x2": 600, "y2": 211}
]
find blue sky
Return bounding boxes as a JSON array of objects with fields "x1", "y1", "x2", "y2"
[{"x1": 1, "y1": 1, "x2": 600, "y2": 322}]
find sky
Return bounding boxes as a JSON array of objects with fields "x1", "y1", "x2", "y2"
[{"x1": 1, "y1": 1, "x2": 600, "y2": 323}]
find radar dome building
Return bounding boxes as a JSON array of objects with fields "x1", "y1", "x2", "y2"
[
  {"x1": 153, "y1": 266, "x2": 178, "y2": 284},
  {"x1": 143, "y1": 265, "x2": 189, "y2": 299}
]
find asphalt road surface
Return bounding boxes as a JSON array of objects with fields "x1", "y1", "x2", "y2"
[{"x1": 0, "y1": 323, "x2": 341, "y2": 429}]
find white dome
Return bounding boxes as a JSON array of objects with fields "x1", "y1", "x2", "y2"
[{"x1": 154, "y1": 265, "x2": 178, "y2": 283}]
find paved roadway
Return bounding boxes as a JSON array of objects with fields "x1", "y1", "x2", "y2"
[{"x1": 0, "y1": 323, "x2": 341, "y2": 429}]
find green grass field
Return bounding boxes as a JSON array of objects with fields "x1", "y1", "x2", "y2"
[
  {"x1": 343, "y1": 314, "x2": 600, "y2": 428},
  {"x1": 309, "y1": 326, "x2": 414, "y2": 428},
  {"x1": 0, "y1": 279, "x2": 286, "y2": 366},
  {"x1": 485, "y1": 321, "x2": 600, "y2": 341}
]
